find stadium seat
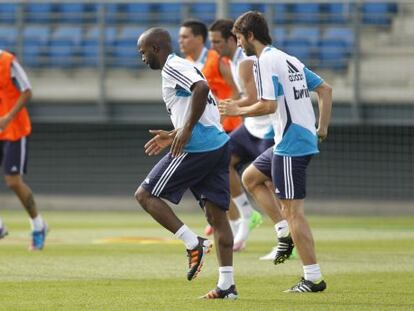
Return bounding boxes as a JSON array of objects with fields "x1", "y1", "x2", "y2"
[
  {"x1": 318, "y1": 38, "x2": 348, "y2": 70},
  {"x1": 362, "y1": 3, "x2": 393, "y2": 25},
  {"x1": 272, "y1": 28, "x2": 287, "y2": 47},
  {"x1": 82, "y1": 26, "x2": 117, "y2": 67},
  {"x1": 124, "y1": 3, "x2": 153, "y2": 24},
  {"x1": 57, "y1": 3, "x2": 87, "y2": 24},
  {"x1": 112, "y1": 26, "x2": 145, "y2": 68},
  {"x1": 292, "y1": 3, "x2": 321, "y2": 24},
  {"x1": 166, "y1": 26, "x2": 180, "y2": 54},
  {"x1": 88, "y1": 4, "x2": 120, "y2": 25},
  {"x1": 273, "y1": 4, "x2": 290, "y2": 25},
  {"x1": 323, "y1": 27, "x2": 354, "y2": 54},
  {"x1": 157, "y1": 3, "x2": 183, "y2": 24},
  {"x1": 189, "y1": 3, "x2": 215, "y2": 24},
  {"x1": 229, "y1": 3, "x2": 253, "y2": 20},
  {"x1": 25, "y1": 3, "x2": 54, "y2": 24},
  {"x1": 325, "y1": 3, "x2": 352, "y2": 24},
  {"x1": 22, "y1": 26, "x2": 50, "y2": 67},
  {"x1": 0, "y1": 27, "x2": 17, "y2": 52},
  {"x1": 49, "y1": 26, "x2": 83, "y2": 67},
  {"x1": 0, "y1": 4, "x2": 17, "y2": 24},
  {"x1": 283, "y1": 38, "x2": 313, "y2": 65},
  {"x1": 290, "y1": 27, "x2": 320, "y2": 47}
]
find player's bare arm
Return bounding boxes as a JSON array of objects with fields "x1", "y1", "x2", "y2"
[
  {"x1": 226, "y1": 59, "x2": 257, "y2": 107},
  {"x1": 218, "y1": 57, "x2": 240, "y2": 100},
  {"x1": 314, "y1": 82, "x2": 333, "y2": 142},
  {"x1": 219, "y1": 98, "x2": 276, "y2": 118},
  {"x1": 170, "y1": 80, "x2": 210, "y2": 157},
  {"x1": 0, "y1": 89, "x2": 31, "y2": 131}
]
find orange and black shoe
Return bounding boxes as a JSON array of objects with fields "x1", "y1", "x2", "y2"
[
  {"x1": 186, "y1": 237, "x2": 212, "y2": 281},
  {"x1": 201, "y1": 285, "x2": 238, "y2": 299}
]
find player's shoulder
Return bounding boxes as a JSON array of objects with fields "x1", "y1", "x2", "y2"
[{"x1": 164, "y1": 54, "x2": 193, "y2": 71}]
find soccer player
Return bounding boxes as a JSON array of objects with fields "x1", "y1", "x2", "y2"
[
  {"x1": 209, "y1": 19, "x2": 287, "y2": 252},
  {"x1": 0, "y1": 49, "x2": 47, "y2": 250},
  {"x1": 135, "y1": 28, "x2": 238, "y2": 299},
  {"x1": 221, "y1": 12, "x2": 332, "y2": 292}
]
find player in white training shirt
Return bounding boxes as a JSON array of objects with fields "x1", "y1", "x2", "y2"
[
  {"x1": 209, "y1": 19, "x2": 294, "y2": 257},
  {"x1": 221, "y1": 12, "x2": 332, "y2": 293},
  {"x1": 136, "y1": 28, "x2": 238, "y2": 299}
]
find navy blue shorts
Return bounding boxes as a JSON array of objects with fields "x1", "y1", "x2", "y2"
[
  {"x1": 252, "y1": 146, "x2": 273, "y2": 178},
  {"x1": 229, "y1": 124, "x2": 274, "y2": 166},
  {"x1": 0, "y1": 137, "x2": 29, "y2": 175},
  {"x1": 272, "y1": 155, "x2": 312, "y2": 200},
  {"x1": 141, "y1": 143, "x2": 230, "y2": 211}
]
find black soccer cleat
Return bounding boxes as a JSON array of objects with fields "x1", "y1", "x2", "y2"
[
  {"x1": 284, "y1": 277, "x2": 327, "y2": 293},
  {"x1": 273, "y1": 235, "x2": 295, "y2": 265},
  {"x1": 201, "y1": 285, "x2": 238, "y2": 299},
  {"x1": 186, "y1": 237, "x2": 212, "y2": 281}
]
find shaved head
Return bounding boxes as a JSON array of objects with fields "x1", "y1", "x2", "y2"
[{"x1": 137, "y1": 27, "x2": 173, "y2": 70}]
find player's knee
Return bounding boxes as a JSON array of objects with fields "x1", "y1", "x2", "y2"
[
  {"x1": 134, "y1": 186, "x2": 150, "y2": 209},
  {"x1": 241, "y1": 170, "x2": 256, "y2": 193},
  {"x1": 4, "y1": 176, "x2": 21, "y2": 191}
]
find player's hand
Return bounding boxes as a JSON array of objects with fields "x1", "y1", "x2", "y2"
[
  {"x1": 144, "y1": 129, "x2": 174, "y2": 156},
  {"x1": 219, "y1": 99, "x2": 240, "y2": 116},
  {"x1": 316, "y1": 127, "x2": 328, "y2": 143},
  {"x1": 170, "y1": 126, "x2": 191, "y2": 157}
]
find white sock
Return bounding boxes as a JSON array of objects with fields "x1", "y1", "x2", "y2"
[
  {"x1": 174, "y1": 225, "x2": 199, "y2": 250},
  {"x1": 232, "y1": 192, "x2": 254, "y2": 218},
  {"x1": 0, "y1": 217, "x2": 4, "y2": 229},
  {"x1": 217, "y1": 266, "x2": 234, "y2": 290},
  {"x1": 303, "y1": 264, "x2": 322, "y2": 283},
  {"x1": 229, "y1": 219, "x2": 241, "y2": 236},
  {"x1": 30, "y1": 215, "x2": 44, "y2": 232},
  {"x1": 275, "y1": 220, "x2": 289, "y2": 238}
]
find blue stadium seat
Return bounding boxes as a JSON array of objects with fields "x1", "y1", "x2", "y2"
[
  {"x1": 190, "y1": 3, "x2": 215, "y2": 24},
  {"x1": 88, "y1": 4, "x2": 120, "y2": 25},
  {"x1": 292, "y1": 3, "x2": 321, "y2": 24},
  {"x1": 323, "y1": 27, "x2": 354, "y2": 54},
  {"x1": 57, "y1": 3, "x2": 87, "y2": 24},
  {"x1": 0, "y1": 27, "x2": 17, "y2": 52},
  {"x1": 22, "y1": 26, "x2": 50, "y2": 67},
  {"x1": 82, "y1": 26, "x2": 117, "y2": 67},
  {"x1": 325, "y1": 3, "x2": 351, "y2": 24},
  {"x1": 112, "y1": 26, "x2": 145, "y2": 68},
  {"x1": 273, "y1": 4, "x2": 290, "y2": 25},
  {"x1": 0, "y1": 4, "x2": 17, "y2": 24},
  {"x1": 25, "y1": 3, "x2": 54, "y2": 24},
  {"x1": 157, "y1": 3, "x2": 182, "y2": 24},
  {"x1": 272, "y1": 28, "x2": 287, "y2": 47},
  {"x1": 362, "y1": 3, "x2": 393, "y2": 25},
  {"x1": 283, "y1": 38, "x2": 312, "y2": 65},
  {"x1": 318, "y1": 38, "x2": 348, "y2": 70},
  {"x1": 290, "y1": 27, "x2": 320, "y2": 47},
  {"x1": 166, "y1": 26, "x2": 180, "y2": 54},
  {"x1": 124, "y1": 3, "x2": 153, "y2": 24},
  {"x1": 229, "y1": 3, "x2": 253, "y2": 20},
  {"x1": 49, "y1": 26, "x2": 82, "y2": 67}
]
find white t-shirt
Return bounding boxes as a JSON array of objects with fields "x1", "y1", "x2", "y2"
[
  {"x1": 256, "y1": 46, "x2": 323, "y2": 156},
  {"x1": 230, "y1": 47, "x2": 273, "y2": 139},
  {"x1": 161, "y1": 53, "x2": 229, "y2": 153},
  {"x1": 192, "y1": 47, "x2": 208, "y2": 71}
]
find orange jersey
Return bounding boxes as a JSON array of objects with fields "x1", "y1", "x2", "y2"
[
  {"x1": 201, "y1": 49, "x2": 242, "y2": 132},
  {"x1": 0, "y1": 51, "x2": 31, "y2": 141}
]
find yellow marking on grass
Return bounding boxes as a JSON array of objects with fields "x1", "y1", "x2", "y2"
[{"x1": 93, "y1": 236, "x2": 181, "y2": 245}]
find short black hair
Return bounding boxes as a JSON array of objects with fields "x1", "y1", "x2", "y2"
[
  {"x1": 181, "y1": 19, "x2": 208, "y2": 43},
  {"x1": 209, "y1": 19, "x2": 236, "y2": 41},
  {"x1": 233, "y1": 11, "x2": 272, "y2": 45}
]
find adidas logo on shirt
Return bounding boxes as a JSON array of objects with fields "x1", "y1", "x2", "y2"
[{"x1": 287, "y1": 60, "x2": 304, "y2": 82}]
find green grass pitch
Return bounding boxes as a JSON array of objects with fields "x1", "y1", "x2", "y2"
[{"x1": 0, "y1": 210, "x2": 413, "y2": 310}]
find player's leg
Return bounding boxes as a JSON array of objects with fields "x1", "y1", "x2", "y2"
[
  {"x1": 0, "y1": 142, "x2": 7, "y2": 239},
  {"x1": 3, "y1": 138, "x2": 46, "y2": 250},
  {"x1": 242, "y1": 148, "x2": 293, "y2": 262},
  {"x1": 272, "y1": 155, "x2": 326, "y2": 292},
  {"x1": 136, "y1": 152, "x2": 214, "y2": 281}
]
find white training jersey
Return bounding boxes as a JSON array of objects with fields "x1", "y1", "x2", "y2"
[
  {"x1": 230, "y1": 47, "x2": 273, "y2": 140},
  {"x1": 161, "y1": 53, "x2": 229, "y2": 153},
  {"x1": 192, "y1": 47, "x2": 208, "y2": 71},
  {"x1": 256, "y1": 46, "x2": 324, "y2": 156}
]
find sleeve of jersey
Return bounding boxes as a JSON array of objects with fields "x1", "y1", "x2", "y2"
[
  {"x1": 163, "y1": 60, "x2": 204, "y2": 93},
  {"x1": 11, "y1": 60, "x2": 32, "y2": 92},
  {"x1": 259, "y1": 53, "x2": 279, "y2": 101},
  {"x1": 304, "y1": 67, "x2": 324, "y2": 91}
]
